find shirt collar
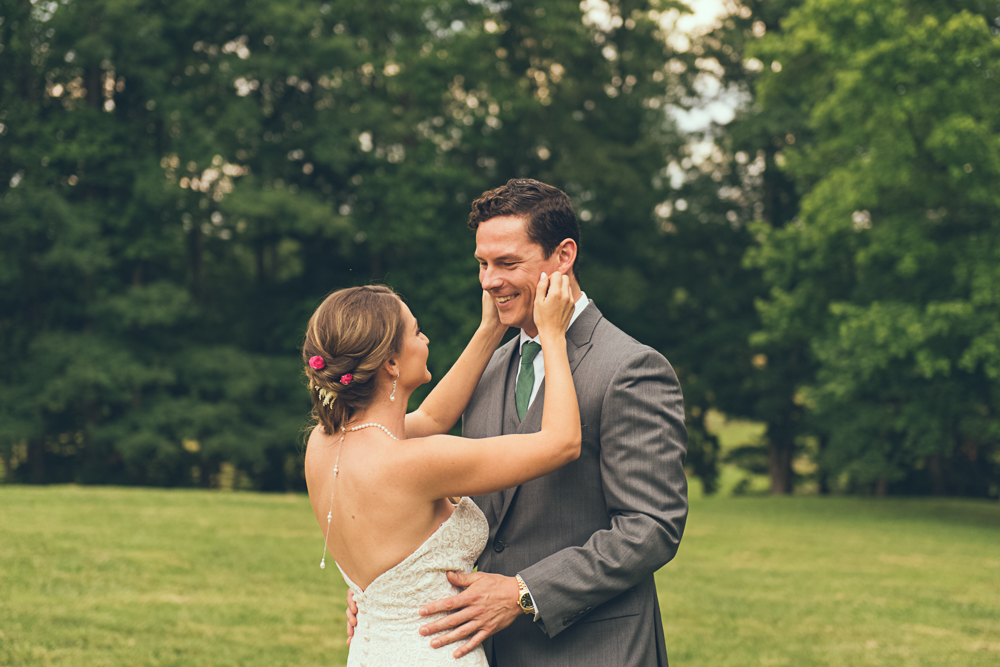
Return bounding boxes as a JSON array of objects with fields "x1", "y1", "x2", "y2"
[{"x1": 519, "y1": 291, "x2": 589, "y2": 349}]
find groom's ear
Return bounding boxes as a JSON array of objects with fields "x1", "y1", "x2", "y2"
[{"x1": 552, "y1": 239, "x2": 577, "y2": 276}]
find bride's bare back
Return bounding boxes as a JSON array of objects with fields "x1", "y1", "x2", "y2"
[{"x1": 305, "y1": 426, "x2": 456, "y2": 589}]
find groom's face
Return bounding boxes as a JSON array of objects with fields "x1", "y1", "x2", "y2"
[{"x1": 475, "y1": 215, "x2": 558, "y2": 335}]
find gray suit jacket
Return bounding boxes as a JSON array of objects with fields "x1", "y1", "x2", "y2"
[{"x1": 464, "y1": 302, "x2": 688, "y2": 667}]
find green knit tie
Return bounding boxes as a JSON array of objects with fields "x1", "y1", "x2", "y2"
[{"x1": 515, "y1": 341, "x2": 542, "y2": 420}]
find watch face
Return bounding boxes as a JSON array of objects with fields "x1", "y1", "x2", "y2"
[{"x1": 520, "y1": 593, "x2": 533, "y2": 609}]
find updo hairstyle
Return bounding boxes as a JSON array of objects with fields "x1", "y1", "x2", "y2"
[{"x1": 302, "y1": 285, "x2": 405, "y2": 434}]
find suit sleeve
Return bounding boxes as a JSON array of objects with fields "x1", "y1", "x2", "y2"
[{"x1": 518, "y1": 348, "x2": 689, "y2": 638}]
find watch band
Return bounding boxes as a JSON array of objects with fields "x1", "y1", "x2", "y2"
[{"x1": 515, "y1": 574, "x2": 534, "y2": 615}]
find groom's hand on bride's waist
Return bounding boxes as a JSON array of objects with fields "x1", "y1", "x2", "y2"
[
  {"x1": 418, "y1": 571, "x2": 522, "y2": 658},
  {"x1": 345, "y1": 589, "x2": 358, "y2": 645}
]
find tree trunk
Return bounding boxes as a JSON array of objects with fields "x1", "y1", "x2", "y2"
[
  {"x1": 927, "y1": 454, "x2": 947, "y2": 496},
  {"x1": 817, "y1": 435, "x2": 830, "y2": 495},
  {"x1": 27, "y1": 438, "x2": 46, "y2": 484},
  {"x1": 875, "y1": 478, "x2": 887, "y2": 496},
  {"x1": 768, "y1": 435, "x2": 794, "y2": 495}
]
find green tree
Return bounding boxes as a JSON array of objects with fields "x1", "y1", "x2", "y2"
[
  {"x1": 748, "y1": 0, "x2": 1000, "y2": 496},
  {"x1": 2, "y1": 0, "x2": 718, "y2": 491}
]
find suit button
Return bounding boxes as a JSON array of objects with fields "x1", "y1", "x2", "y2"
[{"x1": 493, "y1": 539, "x2": 505, "y2": 552}]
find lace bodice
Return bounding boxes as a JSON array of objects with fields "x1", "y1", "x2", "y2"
[{"x1": 337, "y1": 497, "x2": 490, "y2": 666}]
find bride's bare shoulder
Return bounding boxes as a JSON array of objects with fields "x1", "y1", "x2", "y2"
[{"x1": 304, "y1": 424, "x2": 335, "y2": 460}]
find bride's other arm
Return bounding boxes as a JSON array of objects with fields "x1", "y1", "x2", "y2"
[
  {"x1": 404, "y1": 291, "x2": 507, "y2": 439},
  {"x1": 399, "y1": 273, "x2": 581, "y2": 499}
]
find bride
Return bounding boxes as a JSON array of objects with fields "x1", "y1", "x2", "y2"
[{"x1": 302, "y1": 272, "x2": 580, "y2": 666}]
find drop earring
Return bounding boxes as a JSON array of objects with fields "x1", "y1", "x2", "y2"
[{"x1": 390, "y1": 376, "x2": 397, "y2": 401}]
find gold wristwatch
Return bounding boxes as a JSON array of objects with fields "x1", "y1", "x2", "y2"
[{"x1": 515, "y1": 574, "x2": 535, "y2": 615}]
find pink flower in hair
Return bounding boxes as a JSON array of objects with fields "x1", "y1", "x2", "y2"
[
  {"x1": 308, "y1": 356, "x2": 325, "y2": 370},
  {"x1": 340, "y1": 373, "x2": 353, "y2": 385}
]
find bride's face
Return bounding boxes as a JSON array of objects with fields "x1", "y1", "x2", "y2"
[{"x1": 396, "y1": 300, "x2": 432, "y2": 389}]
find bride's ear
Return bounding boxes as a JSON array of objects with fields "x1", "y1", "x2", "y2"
[{"x1": 383, "y1": 358, "x2": 399, "y2": 377}]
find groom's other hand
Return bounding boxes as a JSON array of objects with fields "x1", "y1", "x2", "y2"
[
  {"x1": 418, "y1": 571, "x2": 521, "y2": 658},
  {"x1": 345, "y1": 590, "x2": 358, "y2": 645}
]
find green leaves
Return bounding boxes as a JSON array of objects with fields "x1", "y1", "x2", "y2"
[
  {"x1": 750, "y1": 0, "x2": 1000, "y2": 494},
  {"x1": 1, "y1": 0, "x2": 703, "y2": 489}
]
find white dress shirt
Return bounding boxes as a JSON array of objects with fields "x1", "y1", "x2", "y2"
[{"x1": 515, "y1": 291, "x2": 589, "y2": 410}]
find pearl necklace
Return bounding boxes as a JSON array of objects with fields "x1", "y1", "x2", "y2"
[{"x1": 319, "y1": 421, "x2": 399, "y2": 570}]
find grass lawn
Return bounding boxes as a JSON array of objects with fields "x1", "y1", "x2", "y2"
[
  {"x1": 659, "y1": 497, "x2": 1000, "y2": 666},
  {"x1": 2, "y1": 486, "x2": 998, "y2": 666},
  {"x1": 1, "y1": 486, "x2": 349, "y2": 667}
]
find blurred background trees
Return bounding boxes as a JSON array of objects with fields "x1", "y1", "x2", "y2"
[
  {"x1": 747, "y1": 0, "x2": 1000, "y2": 496},
  {"x1": 1, "y1": 0, "x2": 997, "y2": 497}
]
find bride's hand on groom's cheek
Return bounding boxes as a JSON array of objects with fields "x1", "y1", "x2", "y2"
[
  {"x1": 418, "y1": 571, "x2": 522, "y2": 658},
  {"x1": 534, "y1": 271, "x2": 573, "y2": 336},
  {"x1": 481, "y1": 290, "x2": 505, "y2": 332}
]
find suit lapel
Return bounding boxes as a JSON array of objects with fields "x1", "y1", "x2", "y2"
[
  {"x1": 481, "y1": 338, "x2": 516, "y2": 441},
  {"x1": 496, "y1": 302, "x2": 602, "y2": 526},
  {"x1": 488, "y1": 338, "x2": 518, "y2": 521}
]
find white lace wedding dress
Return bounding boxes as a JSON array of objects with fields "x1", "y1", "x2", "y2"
[{"x1": 337, "y1": 497, "x2": 490, "y2": 666}]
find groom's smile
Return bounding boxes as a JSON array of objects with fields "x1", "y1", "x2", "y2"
[
  {"x1": 493, "y1": 293, "x2": 520, "y2": 309},
  {"x1": 492, "y1": 291, "x2": 523, "y2": 317}
]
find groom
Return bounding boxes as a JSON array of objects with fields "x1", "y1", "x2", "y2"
[{"x1": 417, "y1": 178, "x2": 689, "y2": 665}]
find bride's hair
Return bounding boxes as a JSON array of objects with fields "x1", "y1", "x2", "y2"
[{"x1": 302, "y1": 285, "x2": 405, "y2": 435}]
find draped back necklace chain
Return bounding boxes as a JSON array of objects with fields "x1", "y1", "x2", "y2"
[{"x1": 319, "y1": 421, "x2": 399, "y2": 570}]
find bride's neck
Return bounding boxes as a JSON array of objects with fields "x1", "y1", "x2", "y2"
[{"x1": 349, "y1": 396, "x2": 409, "y2": 438}]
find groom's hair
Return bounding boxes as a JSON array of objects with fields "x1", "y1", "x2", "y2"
[{"x1": 468, "y1": 179, "x2": 580, "y2": 280}]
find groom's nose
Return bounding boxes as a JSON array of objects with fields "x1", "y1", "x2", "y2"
[{"x1": 480, "y1": 265, "x2": 503, "y2": 291}]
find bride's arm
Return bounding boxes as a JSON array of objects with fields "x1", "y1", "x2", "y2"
[
  {"x1": 404, "y1": 291, "x2": 507, "y2": 439},
  {"x1": 399, "y1": 273, "x2": 581, "y2": 498}
]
